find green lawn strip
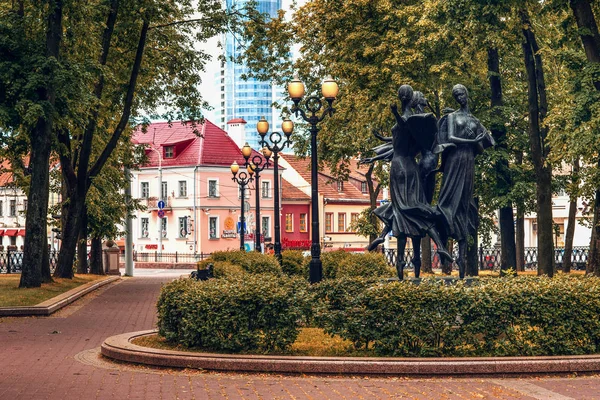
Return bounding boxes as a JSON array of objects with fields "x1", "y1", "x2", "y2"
[
  {"x1": 0, "y1": 274, "x2": 106, "y2": 307},
  {"x1": 133, "y1": 328, "x2": 375, "y2": 357}
]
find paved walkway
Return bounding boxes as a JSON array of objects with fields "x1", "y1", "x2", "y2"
[{"x1": 1, "y1": 274, "x2": 600, "y2": 399}]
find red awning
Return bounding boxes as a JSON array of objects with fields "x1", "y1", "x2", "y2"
[
  {"x1": 0, "y1": 230, "x2": 4, "y2": 236},
  {"x1": 4, "y1": 229, "x2": 18, "y2": 236},
  {"x1": 16, "y1": 230, "x2": 25, "y2": 237}
]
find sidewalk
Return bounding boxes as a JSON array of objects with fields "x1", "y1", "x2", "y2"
[{"x1": 0, "y1": 272, "x2": 599, "y2": 399}]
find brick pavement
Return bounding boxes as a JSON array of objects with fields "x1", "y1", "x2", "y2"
[{"x1": 1, "y1": 275, "x2": 600, "y2": 399}]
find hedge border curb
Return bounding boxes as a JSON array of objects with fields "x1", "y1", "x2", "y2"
[
  {"x1": 101, "y1": 330, "x2": 600, "y2": 375},
  {"x1": 0, "y1": 275, "x2": 120, "y2": 317}
]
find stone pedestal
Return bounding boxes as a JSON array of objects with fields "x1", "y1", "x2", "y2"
[{"x1": 104, "y1": 246, "x2": 121, "y2": 276}]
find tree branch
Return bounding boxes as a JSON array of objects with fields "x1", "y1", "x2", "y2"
[{"x1": 88, "y1": 19, "x2": 150, "y2": 183}]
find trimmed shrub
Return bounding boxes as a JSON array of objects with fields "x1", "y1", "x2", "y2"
[
  {"x1": 197, "y1": 260, "x2": 245, "y2": 279},
  {"x1": 321, "y1": 249, "x2": 352, "y2": 279},
  {"x1": 157, "y1": 275, "x2": 309, "y2": 353},
  {"x1": 281, "y1": 250, "x2": 308, "y2": 277},
  {"x1": 337, "y1": 252, "x2": 393, "y2": 278},
  {"x1": 312, "y1": 275, "x2": 600, "y2": 357},
  {"x1": 210, "y1": 250, "x2": 282, "y2": 275}
]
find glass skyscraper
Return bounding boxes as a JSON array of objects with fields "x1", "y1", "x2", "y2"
[{"x1": 219, "y1": 0, "x2": 283, "y2": 150}]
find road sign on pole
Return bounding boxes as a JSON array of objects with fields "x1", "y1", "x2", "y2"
[
  {"x1": 158, "y1": 200, "x2": 165, "y2": 209},
  {"x1": 158, "y1": 210, "x2": 165, "y2": 218}
]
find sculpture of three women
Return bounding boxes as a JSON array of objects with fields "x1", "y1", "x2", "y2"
[{"x1": 362, "y1": 84, "x2": 494, "y2": 279}]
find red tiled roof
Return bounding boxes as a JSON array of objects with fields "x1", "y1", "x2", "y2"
[
  {"x1": 132, "y1": 120, "x2": 260, "y2": 168},
  {"x1": 0, "y1": 156, "x2": 31, "y2": 187},
  {"x1": 280, "y1": 155, "x2": 377, "y2": 203},
  {"x1": 227, "y1": 118, "x2": 247, "y2": 124},
  {"x1": 282, "y1": 178, "x2": 310, "y2": 201}
]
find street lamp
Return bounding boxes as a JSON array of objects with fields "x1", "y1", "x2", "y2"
[
  {"x1": 246, "y1": 145, "x2": 271, "y2": 253},
  {"x1": 288, "y1": 74, "x2": 338, "y2": 283},
  {"x1": 231, "y1": 158, "x2": 254, "y2": 251},
  {"x1": 257, "y1": 115, "x2": 294, "y2": 265}
]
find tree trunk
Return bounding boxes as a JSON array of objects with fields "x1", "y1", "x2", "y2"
[
  {"x1": 516, "y1": 206, "x2": 526, "y2": 272},
  {"x1": 89, "y1": 236, "x2": 104, "y2": 275},
  {"x1": 589, "y1": 185, "x2": 600, "y2": 276},
  {"x1": 41, "y1": 243, "x2": 52, "y2": 283},
  {"x1": 442, "y1": 239, "x2": 453, "y2": 275},
  {"x1": 488, "y1": 47, "x2": 517, "y2": 275},
  {"x1": 19, "y1": 0, "x2": 63, "y2": 288},
  {"x1": 520, "y1": 9, "x2": 554, "y2": 277},
  {"x1": 365, "y1": 164, "x2": 381, "y2": 244},
  {"x1": 421, "y1": 236, "x2": 433, "y2": 274},
  {"x1": 569, "y1": 0, "x2": 600, "y2": 90},
  {"x1": 563, "y1": 159, "x2": 580, "y2": 273},
  {"x1": 76, "y1": 203, "x2": 88, "y2": 274}
]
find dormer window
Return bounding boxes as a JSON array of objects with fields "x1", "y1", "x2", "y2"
[
  {"x1": 361, "y1": 182, "x2": 367, "y2": 193},
  {"x1": 337, "y1": 181, "x2": 343, "y2": 192},
  {"x1": 164, "y1": 146, "x2": 174, "y2": 158}
]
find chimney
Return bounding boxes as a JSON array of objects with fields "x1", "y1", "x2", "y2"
[{"x1": 226, "y1": 118, "x2": 247, "y2": 148}]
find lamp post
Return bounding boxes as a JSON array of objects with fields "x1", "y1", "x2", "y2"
[
  {"x1": 257, "y1": 116, "x2": 294, "y2": 265},
  {"x1": 245, "y1": 143, "x2": 272, "y2": 253},
  {"x1": 288, "y1": 75, "x2": 338, "y2": 283},
  {"x1": 231, "y1": 157, "x2": 254, "y2": 251}
]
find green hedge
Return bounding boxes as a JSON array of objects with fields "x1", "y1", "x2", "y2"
[
  {"x1": 312, "y1": 275, "x2": 600, "y2": 357},
  {"x1": 281, "y1": 250, "x2": 307, "y2": 277},
  {"x1": 209, "y1": 250, "x2": 282, "y2": 275},
  {"x1": 157, "y1": 275, "x2": 309, "y2": 353},
  {"x1": 321, "y1": 250, "x2": 392, "y2": 279}
]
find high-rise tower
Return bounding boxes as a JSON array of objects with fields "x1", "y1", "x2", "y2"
[{"x1": 219, "y1": 0, "x2": 283, "y2": 149}]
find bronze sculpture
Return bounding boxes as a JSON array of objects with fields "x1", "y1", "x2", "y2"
[{"x1": 363, "y1": 84, "x2": 494, "y2": 280}]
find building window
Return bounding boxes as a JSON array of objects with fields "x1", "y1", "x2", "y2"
[
  {"x1": 141, "y1": 218, "x2": 149, "y2": 238},
  {"x1": 337, "y1": 181, "x2": 343, "y2": 192},
  {"x1": 178, "y1": 181, "x2": 187, "y2": 197},
  {"x1": 350, "y1": 213, "x2": 359, "y2": 232},
  {"x1": 209, "y1": 216, "x2": 218, "y2": 239},
  {"x1": 285, "y1": 213, "x2": 293, "y2": 232},
  {"x1": 179, "y1": 217, "x2": 188, "y2": 237},
  {"x1": 238, "y1": 186, "x2": 250, "y2": 198},
  {"x1": 262, "y1": 216, "x2": 270, "y2": 238},
  {"x1": 161, "y1": 182, "x2": 168, "y2": 200},
  {"x1": 325, "y1": 213, "x2": 333, "y2": 232},
  {"x1": 141, "y1": 182, "x2": 149, "y2": 198},
  {"x1": 262, "y1": 181, "x2": 271, "y2": 198},
  {"x1": 338, "y1": 213, "x2": 346, "y2": 232},
  {"x1": 164, "y1": 146, "x2": 174, "y2": 158},
  {"x1": 361, "y1": 182, "x2": 367, "y2": 193},
  {"x1": 299, "y1": 213, "x2": 307, "y2": 232},
  {"x1": 0, "y1": 200, "x2": 3, "y2": 216},
  {"x1": 161, "y1": 218, "x2": 167, "y2": 238},
  {"x1": 10, "y1": 236, "x2": 16, "y2": 246},
  {"x1": 9, "y1": 200, "x2": 16, "y2": 217},
  {"x1": 208, "y1": 179, "x2": 218, "y2": 198}
]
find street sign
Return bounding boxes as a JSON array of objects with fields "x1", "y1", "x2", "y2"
[
  {"x1": 237, "y1": 222, "x2": 246, "y2": 233},
  {"x1": 157, "y1": 200, "x2": 165, "y2": 209},
  {"x1": 158, "y1": 210, "x2": 165, "y2": 218}
]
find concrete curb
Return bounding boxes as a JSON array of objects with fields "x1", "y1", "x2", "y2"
[
  {"x1": 0, "y1": 276, "x2": 120, "y2": 317},
  {"x1": 101, "y1": 330, "x2": 600, "y2": 375}
]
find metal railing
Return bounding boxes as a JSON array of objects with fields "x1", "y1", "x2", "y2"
[
  {"x1": 0, "y1": 250, "x2": 60, "y2": 274},
  {"x1": 120, "y1": 251, "x2": 211, "y2": 264},
  {"x1": 382, "y1": 246, "x2": 590, "y2": 271}
]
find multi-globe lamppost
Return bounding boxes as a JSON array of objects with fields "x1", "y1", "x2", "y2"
[
  {"x1": 243, "y1": 142, "x2": 272, "y2": 253},
  {"x1": 230, "y1": 146, "x2": 254, "y2": 251},
  {"x1": 257, "y1": 115, "x2": 294, "y2": 265},
  {"x1": 287, "y1": 75, "x2": 338, "y2": 283}
]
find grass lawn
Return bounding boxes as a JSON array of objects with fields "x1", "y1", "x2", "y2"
[
  {"x1": 0, "y1": 274, "x2": 106, "y2": 307},
  {"x1": 133, "y1": 328, "x2": 375, "y2": 357}
]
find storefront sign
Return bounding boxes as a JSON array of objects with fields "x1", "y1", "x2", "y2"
[{"x1": 222, "y1": 230, "x2": 237, "y2": 238}]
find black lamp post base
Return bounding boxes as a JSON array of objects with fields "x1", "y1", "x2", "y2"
[{"x1": 309, "y1": 258, "x2": 322, "y2": 283}]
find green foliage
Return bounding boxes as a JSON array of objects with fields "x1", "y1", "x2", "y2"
[
  {"x1": 196, "y1": 260, "x2": 246, "y2": 279},
  {"x1": 337, "y1": 252, "x2": 393, "y2": 279},
  {"x1": 157, "y1": 275, "x2": 309, "y2": 353},
  {"x1": 210, "y1": 250, "x2": 282, "y2": 275},
  {"x1": 312, "y1": 275, "x2": 600, "y2": 357},
  {"x1": 321, "y1": 249, "x2": 352, "y2": 279},
  {"x1": 281, "y1": 250, "x2": 307, "y2": 277}
]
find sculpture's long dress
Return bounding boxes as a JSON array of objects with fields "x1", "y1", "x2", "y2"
[
  {"x1": 386, "y1": 117, "x2": 436, "y2": 238},
  {"x1": 436, "y1": 113, "x2": 479, "y2": 241}
]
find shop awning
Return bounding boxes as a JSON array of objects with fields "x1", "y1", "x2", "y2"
[
  {"x1": 4, "y1": 229, "x2": 18, "y2": 236},
  {"x1": 16, "y1": 230, "x2": 25, "y2": 236}
]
